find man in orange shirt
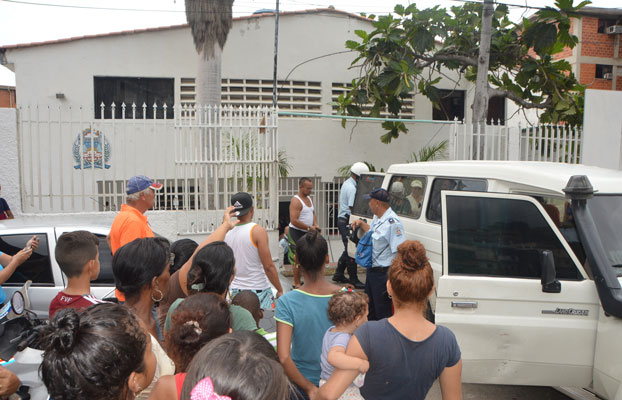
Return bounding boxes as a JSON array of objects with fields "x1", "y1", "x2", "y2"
[{"x1": 108, "y1": 175, "x2": 162, "y2": 300}]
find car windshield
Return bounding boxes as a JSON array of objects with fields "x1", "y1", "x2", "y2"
[{"x1": 587, "y1": 195, "x2": 622, "y2": 277}]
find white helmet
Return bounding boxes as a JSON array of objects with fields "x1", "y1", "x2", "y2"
[{"x1": 350, "y1": 162, "x2": 369, "y2": 177}]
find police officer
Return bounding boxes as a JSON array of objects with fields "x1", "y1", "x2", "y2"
[
  {"x1": 352, "y1": 188, "x2": 405, "y2": 320},
  {"x1": 333, "y1": 162, "x2": 369, "y2": 289}
]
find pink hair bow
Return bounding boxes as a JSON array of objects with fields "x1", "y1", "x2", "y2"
[{"x1": 190, "y1": 377, "x2": 231, "y2": 400}]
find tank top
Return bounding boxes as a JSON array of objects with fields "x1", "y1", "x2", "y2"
[
  {"x1": 225, "y1": 222, "x2": 270, "y2": 290},
  {"x1": 175, "y1": 373, "x2": 187, "y2": 400},
  {"x1": 289, "y1": 195, "x2": 314, "y2": 232}
]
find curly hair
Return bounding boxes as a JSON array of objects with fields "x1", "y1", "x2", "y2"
[
  {"x1": 388, "y1": 240, "x2": 434, "y2": 306},
  {"x1": 327, "y1": 291, "x2": 369, "y2": 327},
  {"x1": 165, "y1": 293, "x2": 232, "y2": 372},
  {"x1": 39, "y1": 303, "x2": 148, "y2": 400}
]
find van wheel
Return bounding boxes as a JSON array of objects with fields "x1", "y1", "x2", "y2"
[{"x1": 425, "y1": 301, "x2": 435, "y2": 323}]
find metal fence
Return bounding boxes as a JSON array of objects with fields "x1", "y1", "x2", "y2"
[
  {"x1": 17, "y1": 103, "x2": 280, "y2": 233},
  {"x1": 450, "y1": 122, "x2": 583, "y2": 163}
]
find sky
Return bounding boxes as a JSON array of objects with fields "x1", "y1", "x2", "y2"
[{"x1": 0, "y1": 0, "x2": 619, "y2": 84}]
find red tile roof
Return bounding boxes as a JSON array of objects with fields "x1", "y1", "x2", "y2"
[{"x1": 1, "y1": 8, "x2": 372, "y2": 50}]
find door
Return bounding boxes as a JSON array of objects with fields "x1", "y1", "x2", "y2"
[{"x1": 436, "y1": 191, "x2": 600, "y2": 387}]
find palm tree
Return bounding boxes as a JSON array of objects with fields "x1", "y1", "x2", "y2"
[{"x1": 185, "y1": 0, "x2": 234, "y2": 106}]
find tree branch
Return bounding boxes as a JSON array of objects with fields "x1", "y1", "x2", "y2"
[
  {"x1": 488, "y1": 87, "x2": 552, "y2": 109},
  {"x1": 418, "y1": 53, "x2": 478, "y2": 68}
]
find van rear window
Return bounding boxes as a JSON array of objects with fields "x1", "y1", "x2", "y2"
[{"x1": 352, "y1": 174, "x2": 384, "y2": 218}]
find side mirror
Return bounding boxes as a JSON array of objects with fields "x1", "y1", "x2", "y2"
[
  {"x1": 541, "y1": 250, "x2": 561, "y2": 293},
  {"x1": 10, "y1": 291, "x2": 25, "y2": 316}
]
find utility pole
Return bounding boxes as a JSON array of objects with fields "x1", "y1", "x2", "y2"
[{"x1": 272, "y1": 0, "x2": 280, "y2": 107}]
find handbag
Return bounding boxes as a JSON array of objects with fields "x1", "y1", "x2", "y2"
[{"x1": 355, "y1": 230, "x2": 374, "y2": 268}]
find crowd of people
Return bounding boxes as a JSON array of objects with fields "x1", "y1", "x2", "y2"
[{"x1": 0, "y1": 173, "x2": 462, "y2": 400}]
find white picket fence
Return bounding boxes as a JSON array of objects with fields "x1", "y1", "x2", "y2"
[
  {"x1": 17, "y1": 103, "x2": 280, "y2": 233},
  {"x1": 449, "y1": 122, "x2": 582, "y2": 163}
]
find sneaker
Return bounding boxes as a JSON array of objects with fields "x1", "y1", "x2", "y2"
[
  {"x1": 349, "y1": 279, "x2": 365, "y2": 290},
  {"x1": 332, "y1": 275, "x2": 349, "y2": 283}
]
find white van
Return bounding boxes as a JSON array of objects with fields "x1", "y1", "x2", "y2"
[{"x1": 349, "y1": 161, "x2": 622, "y2": 400}]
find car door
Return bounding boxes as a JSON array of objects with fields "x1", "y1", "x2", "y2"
[
  {"x1": 436, "y1": 191, "x2": 600, "y2": 387},
  {"x1": 0, "y1": 227, "x2": 62, "y2": 318}
]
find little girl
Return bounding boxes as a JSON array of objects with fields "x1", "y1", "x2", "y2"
[{"x1": 319, "y1": 290, "x2": 370, "y2": 399}]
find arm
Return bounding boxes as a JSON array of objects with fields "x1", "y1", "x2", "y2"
[
  {"x1": 147, "y1": 375, "x2": 177, "y2": 400},
  {"x1": 289, "y1": 197, "x2": 310, "y2": 231},
  {"x1": 326, "y1": 346, "x2": 369, "y2": 373},
  {"x1": 252, "y1": 225, "x2": 283, "y2": 297},
  {"x1": 276, "y1": 321, "x2": 318, "y2": 398},
  {"x1": 317, "y1": 336, "x2": 367, "y2": 400},
  {"x1": 5, "y1": 209, "x2": 14, "y2": 219},
  {"x1": 0, "y1": 366, "x2": 20, "y2": 397},
  {"x1": 0, "y1": 248, "x2": 32, "y2": 285},
  {"x1": 311, "y1": 202, "x2": 320, "y2": 231},
  {"x1": 178, "y1": 206, "x2": 239, "y2": 295},
  {"x1": 439, "y1": 359, "x2": 462, "y2": 400}
]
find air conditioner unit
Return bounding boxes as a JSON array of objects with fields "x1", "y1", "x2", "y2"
[
  {"x1": 606, "y1": 25, "x2": 622, "y2": 34},
  {"x1": 603, "y1": 73, "x2": 613, "y2": 80}
]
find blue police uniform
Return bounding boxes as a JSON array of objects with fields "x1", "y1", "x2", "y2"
[
  {"x1": 334, "y1": 177, "x2": 360, "y2": 283},
  {"x1": 366, "y1": 207, "x2": 405, "y2": 320}
]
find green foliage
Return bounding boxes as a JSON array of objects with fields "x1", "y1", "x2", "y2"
[
  {"x1": 409, "y1": 140, "x2": 448, "y2": 162},
  {"x1": 339, "y1": 0, "x2": 589, "y2": 142}
]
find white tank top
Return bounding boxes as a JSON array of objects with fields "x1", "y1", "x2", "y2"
[
  {"x1": 225, "y1": 222, "x2": 270, "y2": 290},
  {"x1": 289, "y1": 194, "x2": 314, "y2": 231}
]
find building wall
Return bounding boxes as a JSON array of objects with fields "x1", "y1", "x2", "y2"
[
  {"x1": 582, "y1": 89, "x2": 622, "y2": 170},
  {"x1": 0, "y1": 108, "x2": 21, "y2": 216}
]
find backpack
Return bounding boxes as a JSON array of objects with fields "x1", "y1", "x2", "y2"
[{"x1": 355, "y1": 230, "x2": 374, "y2": 268}]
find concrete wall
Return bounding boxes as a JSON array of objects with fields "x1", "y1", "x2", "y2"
[
  {"x1": 0, "y1": 108, "x2": 21, "y2": 216},
  {"x1": 582, "y1": 89, "x2": 622, "y2": 170}
]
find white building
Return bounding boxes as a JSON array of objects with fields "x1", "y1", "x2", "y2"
[{"x1": 0, "y1": 8, "x2": 508, "y2": 180}]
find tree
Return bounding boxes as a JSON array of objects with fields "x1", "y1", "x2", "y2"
[
  {"x1": 185, "y1": 0, "x2": 235, "y2": 106},
  {"x1": 336, "y1": 0, "x2": 590, "y2": 143}
]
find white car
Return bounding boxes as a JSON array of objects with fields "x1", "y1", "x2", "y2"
[{"x1": 0, "y1": 220, "x2": 114, "y2": 318}]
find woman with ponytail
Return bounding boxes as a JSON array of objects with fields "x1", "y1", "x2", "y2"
[
  {"x1": 40, "y1": 303, "x2": 156, "y2": 400},
  {"x1": 274, "y1": 230, "x2": 342, "y2": 399},
  {"x1": 318, "y1": 240, "x2": 463, "y2": 400},
  {"x1": 113, "y1": 237, "x2": 175, "y2": 399}
]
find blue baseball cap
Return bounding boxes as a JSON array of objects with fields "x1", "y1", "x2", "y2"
[
  {"x1": 363, "y1": 188, "x2": 390, "y2": 202},
  {"x1": 126, "y1": 175, "x2": 163, "y2": 195}
]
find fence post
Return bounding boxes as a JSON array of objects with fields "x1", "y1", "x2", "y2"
[
  {"x1": 508, "y1": 123, "x2": 520, "y2": 161},
  {"x1": 448, "y1": 118, "x2": 457, "y2": 160}
]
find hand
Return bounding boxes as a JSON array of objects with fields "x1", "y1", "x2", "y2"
[
  {"x1": 351, "y1": 220, "x2": 361, "y2": 229},
  {"x1": 0, "y1": 366, "x2": 20, "y2": 396},
  {"x1": 13, "y1": 247, "x2": 33, "y2": 266},
  {"x1": 26, "y1": 235, "x2": 39, "y2": 251},
  {"x1": 276, "y1": 290, "x2": 283, "y2": 299},
  {"x1": 359, "y1": 359, "x2": 370, "y2": 374},
  {"x1": 307, "y1": 385, "x2": 319, "y2": 400},
  {"x1": 312, "y1": 224, "x2": 321, "y2": 232},
  {"x1": 222, "y1": 206, "x2": 241, "y2": 230}
]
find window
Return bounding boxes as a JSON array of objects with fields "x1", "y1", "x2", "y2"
[
  {"x1": 92, "y1": 234, "x2": 115, "y2": 286},
  {"x1": 597, "y1": 18, "x2": 618, "y2": 34},
  {"x1": 487, "y1": 96, "x2": 505, "y2": 125},
  {"x1": 446, "y1": 196, "x2": 583, "y2": 280},
  {"x1": 94, "y1": 77, "x2": 174, "y2": 119},
  {"x1": 352, "y1": 174, "x2": 385, "y2": 218},
  {"x1": 595, "y1": 64, "x2": 613, "y2": 79},
  {"x1": 388, "y1": 176, "x2": 427, "y2": 219},
  {"x1": 433, "y1": 90, "x2": 465, "y2": 121},
  {"x1": 426, "y1": 178, "x2": 487, "y2": 223},
  {"x1": 0, "y1": 233, "x2": 54, "y2": 286}
]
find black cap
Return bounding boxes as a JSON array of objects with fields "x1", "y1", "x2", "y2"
[
  {"x1": 363, "y1": 188, "x2": 390, "y2": 202},
  {"x1": 231, "y1": 192, "x2": 253, "y2": 216}
]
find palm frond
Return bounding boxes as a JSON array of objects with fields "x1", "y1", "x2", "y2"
[
  {"x1": 185, "y1": 0, "x2": 234, "y2": 58},
  {"x1": 409, "y1": 140, "x2": 448, "y2": 163}
]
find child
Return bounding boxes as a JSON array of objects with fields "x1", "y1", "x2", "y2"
[
  {"x1": 181, "y1": 331, "x2": 289, "y2": 400},
  {"x1": 49, "y1": 230, "x2": 106, "y2": 318},
  {"x1": 319, "y1": 291, "x2": 370, "y2": 399},
  {"x1": 231, "y1": 290, "x2": 277, "y2": 349},
  {"x1": 274, "y1": 230, "x2": 341, "y2": 399}
]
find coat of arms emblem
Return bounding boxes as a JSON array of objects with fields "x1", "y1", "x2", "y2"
[{"x1": 73, "y1": 128, "x2": 111, "y2": 169}]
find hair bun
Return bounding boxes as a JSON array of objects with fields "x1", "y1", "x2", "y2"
[
  {"x1": 397, "y1": 241, "x2": 428, "y2": 271},
  {"x1": 48, "y1": 309, "x2": 81, "y2": 353}
]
